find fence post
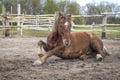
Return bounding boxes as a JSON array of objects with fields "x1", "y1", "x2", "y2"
[
  {"x1": 102, "y1": 14, "x2": 107, "y2": 39},
  {"x1": 17, "y1": 4, "x2": 22, "y2": 36},
  {"x1": 2, "y1": 5, "x2": 10, "y2": 37}
]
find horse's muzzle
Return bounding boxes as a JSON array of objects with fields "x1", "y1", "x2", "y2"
[{"x1": 63, "y1": 39, "x2": 71, "y2": 46}]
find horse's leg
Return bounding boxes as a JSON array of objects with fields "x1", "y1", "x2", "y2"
[
  {"x1": 80, "y1": 53, "x2": 95, "y2": 60},
  {"x1": 91, "y1": 40, "x2": 104, "y2": 61},
  {"x1": 33, "y1": 45, "x2": 64, "y2": 66},
  {"x1": 37, "y1": 40, "x2": 50, "y2": 58}
]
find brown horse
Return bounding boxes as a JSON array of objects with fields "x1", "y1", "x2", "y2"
[
  {"x1": 33, "y1": 12, "x2": 66, "y2": 65},
  {"x1": 56, "y1": 13, "x2": 109, "y2": 59},
  {"x1": 37, "y1": 12, "x2": 63, "y2": 58},
  {"x1": 33, "y1": 12, "x2": 109, "y2": 65}
]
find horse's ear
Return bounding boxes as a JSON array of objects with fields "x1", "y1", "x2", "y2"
[
  {"x1": 67, "y1": 13, "x2": 72, "y2": 20},
  {"x1": 67, "y1": 13, "x2": 72, "y2": 18},
  {"x1": 58, "y1": 12, "x2": 63, "y2": 16}
]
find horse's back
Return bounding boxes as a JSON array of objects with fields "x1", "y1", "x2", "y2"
[
  {"x1": 71, "y1": 32, "x2": 91, "y2": 41},
  {"x1": 70, "y1": 31, "x2": 103, "y2": 51},
  {"x1": 70, "y1": 32, "x2": 91, "y2": 47},
  {"x1": 71, "y1": 32, "x2": 103, "y2": 45},
  {"x1": 63, "y1": 32, "x2": 91, "y2": 58},
  {"x1": 86, "y1": 32, "x2": 103, "y2": 49}
]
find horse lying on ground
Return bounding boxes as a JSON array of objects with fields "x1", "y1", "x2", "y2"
[
  {"x1": 33, "y1": 12, "x2": 65, "y2": 65},
  {"x1": 37, "y1": 12, "x2": 63, "y2": 58},
  {"x1": 33, "y1": 12, "x2": 109, "y2": 66}
]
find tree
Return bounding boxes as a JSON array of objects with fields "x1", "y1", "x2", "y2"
[
  {"x1": 0, "y1": 2, "x2": 2, "y2": 14},
  {"x1": 68, "y1": 1, "x2": 80, "y2": 15},
  {"x1": 19, "y1": 0, "x2": 42, "y2": 15},
  {"x1": 57, "y1": 1, "x2": 80, "y2": 15},
  {"x1": 3, "y1": 0, "x2": 43, "y2": 15},
  {"x1": 43, "y1": 0, "x2": 58, "y2": 14},
  {"x1": 57, "y1": 1, "x2": 85, "y2": 24},
  {"x1": 113, "y1": 5, "x2": 120, "y2": 12},
  {"x1": 57, "y1": 0, "x2": 66, "y2": 12},
  {"x1": 3, "y1": 0, "x2": 17, "y2": 14},
  {"x1": 84, "y1": 1, "x2": 119, "y2": 24}
]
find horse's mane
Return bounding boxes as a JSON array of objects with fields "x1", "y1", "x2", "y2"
[
  {"x1": 48, "y1": 31, "x2": 59, "y2": 42},
  {"x1": 46, "y1": 31, "x2": 61, "y2": 49},
  {"x1": 52, "y1": 12, "x2": 60, "y2": 32},
  {"x1": 47, "y1": 12, "x2": 72, "y2": 46},
  {"x1": 47, "y1": 12, "x2": 61, "y2": 45}
]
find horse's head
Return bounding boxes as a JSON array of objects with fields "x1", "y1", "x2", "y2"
[{"x1": 57, "y1": 12, "x2": 72, "y2": 46}]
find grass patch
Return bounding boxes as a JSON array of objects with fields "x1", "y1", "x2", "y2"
[
  {"x1": 106, "y1": 31, "x2": 120, "y2": 39},
  {"x1": 74, "y1": 26, "x2": 120, "y2": 30},
  {"x1": 0, "y1": 26, "x2": 120, "y2": 39},
  {"x1": 23, "y1": 29, "x2": 50, "y2": 37},
  {"x1": 74, "y1": 27, "x2": 92, "y2": 30},
  {"x1": 0, "y1": 29, "x2": 2, "y2": 35},
  {"x1": 0, "y1": 28, "x2": 50, "y2": 37},
  {"x1": 106, "y1": 26, "x2": 120, "y2": 30},
  {"x1": 73, "y1": 26, "x2": 120, "y2": 39}
]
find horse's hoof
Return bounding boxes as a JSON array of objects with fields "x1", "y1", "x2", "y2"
[
  {"x1": 96, "y1": 54, "x2": 103, "y2": 61},
  {"x1": 38, "y1": 54, "x2": 44, "y2": 58},
  {"x1": 79, "y1": 55, "x2": 87, "y2": 61},
  {"x1": 32, "y1": 59, "x2": 43, "y2": 66}
]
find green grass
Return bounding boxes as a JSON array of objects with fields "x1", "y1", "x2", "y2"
[
  {"x1": 23, "y1": 29, "x2": 50, "y2": 37},
  {"x1": 106, "y1": 26, "x2": 120, "y2": 30},
  {"x1": 0, "y1": 29, "x2": 2, "y2": 34},
  {"x1": 0, "y1": 26, "x2": 120, "y2": 39},
  {"x1": 74, "y1": 27, "x2": 92, "y2": 30},
  {"x1": 74, "y1": 26, "x2": 120, "y2": 30},
  {"x1": 0, "y1": 28, "x2": 51, "y2": 37},
  {"x1": 74, "y1": 26, "x2": 120, "y2": 39},
  {"x1": 106, "y1": 31, "x2": 120, "y2": 39}
]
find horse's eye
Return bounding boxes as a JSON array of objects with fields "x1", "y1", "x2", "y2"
[
  {"x1": 60, "y1": 16, "x2": 63, "y2": 19},
  {"x1": 66, "y1": 29, "x2": 69, "y2": 32}
]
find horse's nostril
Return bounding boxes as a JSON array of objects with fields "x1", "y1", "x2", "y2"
[
  {"x1": 65, "y1": 42, "x2": 69, "y2": 46},
  {"x1": 63, "y1": 39, "x2": 70, "y2": 46}
]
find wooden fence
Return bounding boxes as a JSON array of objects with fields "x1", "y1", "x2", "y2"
[{"x1": 0, "y1": 12, "x2": 120, "y2": 39}]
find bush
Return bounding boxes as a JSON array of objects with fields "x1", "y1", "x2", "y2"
[{"x1": 73, "y1": 17, "x2": 86, "y2": 24}]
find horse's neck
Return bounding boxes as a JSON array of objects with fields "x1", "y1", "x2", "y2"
[
  {"x1": 52, "y1": 20, "x2": 58, "y2": 31},
  {"x1": 47, "y1": 31, "x2": 60, "y2": 41},
  {"x1": 47, "y1": 30, "x2": 62, "y2": 49}
]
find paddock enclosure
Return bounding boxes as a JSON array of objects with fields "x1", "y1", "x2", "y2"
[
  {"x1": 0, "y1": 11, "x2": 120, "y2": 39},
  {"x1": 0, "y1": 37, "x2": 120, "y2": 80},
  {"x1": 0, "y1": 4, "x2": 120, "y2": 80}
]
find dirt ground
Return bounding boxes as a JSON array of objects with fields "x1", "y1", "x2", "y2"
[{"x1": 0, "y1": 37, "x2": 120, "y2": 80}]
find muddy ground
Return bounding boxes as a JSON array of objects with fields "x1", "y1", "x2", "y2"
[{"x1": 0, "y1": 37, "x2": 120, "y2": 80}]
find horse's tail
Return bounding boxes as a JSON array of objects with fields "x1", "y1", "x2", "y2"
[{"x1": 103, "y1": 46, "x2": 110, "y2": 56}]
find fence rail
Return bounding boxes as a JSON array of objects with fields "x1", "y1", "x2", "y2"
[{"x1": 0, "y1": 13, "x2": 120, "y2": 39}]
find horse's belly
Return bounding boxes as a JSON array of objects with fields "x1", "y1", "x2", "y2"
[
  {"x1": 55, "y1": 48, "x2": 88, "y2": 59},
  {"x1": 60, "y1": 50, "x2": 83, "y2": 59},
  {"x1": 54, "y1": 50, "x2": 78, "y2": 59},
  {"x1": 55, "y1": 32, "x2": 91, "y2": 59}
]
